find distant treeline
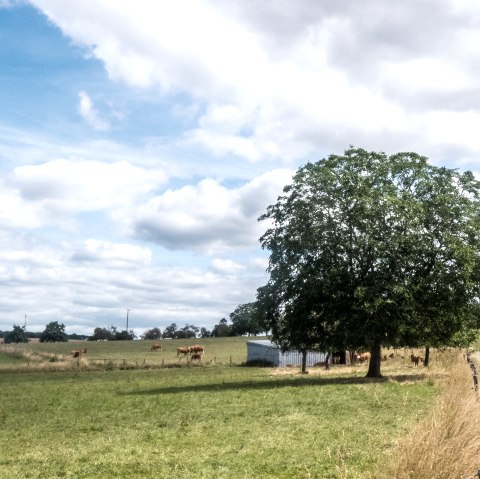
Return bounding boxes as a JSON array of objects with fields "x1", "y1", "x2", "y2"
[
  {"x1": 0, "y1": 330, "x2": 88, "y2": 341},
  {"x1": 1, "y1": 301, "x2": 268, "y2": 343}
]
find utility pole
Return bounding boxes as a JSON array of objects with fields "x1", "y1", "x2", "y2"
[{"x1": 126, "y1": 308, "x2": 130, "y2": 332}]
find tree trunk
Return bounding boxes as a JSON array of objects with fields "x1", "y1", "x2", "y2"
[
  {"x1": 325, "y1": 352, "x2": 331, "y2": 370},
  {"x1": 301, "y1": 349, "x2": 307, "y2": 374},
  {"x1": 366, "y1": 340, "x2": 382, "y2": 378},
  {"x1": 424, "y1": 347, "x2": 430, "y2": 367}
]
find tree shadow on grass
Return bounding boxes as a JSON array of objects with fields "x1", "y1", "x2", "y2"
[{"x1": 123, "y1": 373, "x2": 429, "y2": 396}]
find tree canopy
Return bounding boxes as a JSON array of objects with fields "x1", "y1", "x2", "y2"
[
  {"x1": 229, "y1": 302, "x2": 268, "y2": 336},
  {"x1": 258, "y1": 147, "x2": 480, "y2": 377},
  {"x1": 40, "y1": 321, "x2": 68, "y2": 343},
  {"x1": 4, "y1": 325, "x2": 29, "y2": 344}
]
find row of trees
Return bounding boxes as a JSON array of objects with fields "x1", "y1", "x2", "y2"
[
  {"x1": 256, "y1": 147, "x2": 480, "y2": 377},
  {"x1": 1, "y1": 303, "x2": 268, "y2": 344},
  {"x1": 141, "y1": 307, "x2": 268, "y2": 341},
  {"x1": 2, "y1": 322, "x2": 72, "y2": 344}
]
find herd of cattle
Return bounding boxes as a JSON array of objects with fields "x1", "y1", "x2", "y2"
[
  {"x1": 175, "y1": 345, "x2": 205, "y2": 361},
  {"x1": 149, "y1": 343, "x2": 206, "y2": 361},
  {"x1": 70, "y1": 344, "x2": 423, "y2": 367},
  {"x1": 351, "y1": 351, "x2": 424, "y2": 366}
]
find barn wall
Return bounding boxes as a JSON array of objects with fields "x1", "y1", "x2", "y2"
[
  {"x1": 278, "y1": 350, "x2": 329, "y2": 367},
  {"x1": 246, "y1": 341, "x2": 330, "y2": 367},
  {"x1": 247, "y1": 341, "x2": 280, "y2": 365}
]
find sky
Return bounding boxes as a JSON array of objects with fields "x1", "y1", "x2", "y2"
[{"x1": 1, "y1": 0, "x2": 480, "y2": 336}]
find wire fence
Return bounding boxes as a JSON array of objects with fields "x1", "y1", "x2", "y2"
[{"x1": 465, "y1": 351, "x2": 479, "y2": 479}]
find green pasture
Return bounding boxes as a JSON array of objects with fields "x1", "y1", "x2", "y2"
[
  {"x1": 0, "y1": 338, "x2": 438, "y2": 479},
  {"x1": 9, "y1": 336, "x2": 250, "y2": 367}
]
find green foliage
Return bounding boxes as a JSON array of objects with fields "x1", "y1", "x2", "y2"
[
  {"x1": 229, "y1": 302, "x2": 268, "y2": 336},
  {"x1": 259, "y1": 147, "x2": 480, "y2": 377},
  {"x1": 162, "y1": 323, "x2": 177, "y2": 339},
  {"x1": 39, "y1": 321, "x2": 68, "y2": 343},
  {"x1": 90, "y1": 326, "x2": 134, "y2": 341},
  {"x1": 211, "y1": 317, "x2": 234, "y2": 337},
  {"x1": 200, "y1": 327, "x2": 211, "y2": 338},
  {"x1": 4, "y1": 325, "x2": 28, "y2": 344},
  {"x1": 142, "y1": 327, "x2": 162, "y2": 340}
]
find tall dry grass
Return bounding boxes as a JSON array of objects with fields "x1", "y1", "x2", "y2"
[{"x1": 374, "y1": 350, "x2": 480, "y2": 479}]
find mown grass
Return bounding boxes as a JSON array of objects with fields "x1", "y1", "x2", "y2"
[{"x1": 0, "y1": 353, "x2": 438, "y2": 479}]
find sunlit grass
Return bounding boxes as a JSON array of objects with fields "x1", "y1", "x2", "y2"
[
  {"x1": 0, "y1": 358, "x2": 438, "y2": 478},
  {"x1": 372, "y1": 350, "x2": 480, "y2": 479}
]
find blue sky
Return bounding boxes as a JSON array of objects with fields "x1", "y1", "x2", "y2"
[{"x1": 1, "y1": 0, "x2": 480, "y2": 336}]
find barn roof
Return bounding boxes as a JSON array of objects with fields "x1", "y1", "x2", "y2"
[{"x1": 246, "y1": 340, "x2": 279, "y2": 348}]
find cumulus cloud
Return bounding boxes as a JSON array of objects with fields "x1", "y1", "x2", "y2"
[
  {"x1": 12, "y1": 158, "x2": 167, "y2": 219},
  {"x1": 0, "y1": 229, "x2": 265, "y2": 334},
  {"x1": 7, "y1": 0, "x2": 480, "y2": 335},
  {"x1": 28, "y1": 0, "x2": 480, "y2": 166},
  {"x1": 129, "y1": 168, "x2": 293, "y2": 253},
  {"x1": 70, "y1": 239, "x2": 152, "y2": 266},
  {"x1": 78, "y1": 91, "x2": 110, "y2": 131}
]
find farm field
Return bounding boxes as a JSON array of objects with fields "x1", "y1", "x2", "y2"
[
  {"x1": 3, "y1": 336, "x2": 250, "y2": 369},
  {"x1": 0, "y1": 338, "x2": 442, "y2": 478}
]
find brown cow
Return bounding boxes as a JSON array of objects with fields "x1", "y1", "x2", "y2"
[
  {"x1": 151, "y1": 343, "x2": 162, "y2": 351},
  {"x1": 411, "y1": 354, "x2": 423, "y2": 367},
  {"x1": 189, "y1": 345, "x2": 205, "y2": 355},
  {"x1": 176, "y1": 346, "x2": 190, "y2": 357},
  {"x1": 355, "y1": 352, "x2": 371, "y2": 363},
  {"x1": 191, "y1": 353, "x2": 202, "y2": 361},
  {"x1": 70, "y1": 349, "x2": 86, "y2": 358}
]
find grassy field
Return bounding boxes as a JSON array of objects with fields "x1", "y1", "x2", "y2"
[
  {"x1": 2, "y1": 336, "x2": 249, "y2": 369},
  {"x1": 0, "y1": 337, "x2": 443, "y2": 478}
]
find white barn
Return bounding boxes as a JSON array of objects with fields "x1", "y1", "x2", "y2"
[{"x1": 246, "y1": 340, "x2": 331, "y2": 367}]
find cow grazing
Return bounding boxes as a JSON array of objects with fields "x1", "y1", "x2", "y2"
[
  {"x1": 411, "y1": 354, "x2": 423, "y2": 367},
  {"x1": 176, "y1": 346, "x2": 190, "y2": 357},
  {"x1": 355, "y1": 352, "x2": 371, "y2": 363},
  {"x1": 151, "y1": 343, "x2": 162, "y2": 351},
  {"x1": 191, "y1": 353, "x2": 202, "y2": 361},
  {"x1": 189, "y1": 345, "x2": 205, "y2": 355},
  {"x1": 71, "y1": 348, "x2": 87, "y2": 358}
]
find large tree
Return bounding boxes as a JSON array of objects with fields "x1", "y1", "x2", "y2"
[
  {"x1": 258, "y1": 147, "x2": 480, "y2": 377},
  {"x1": 40, "y1": 321, "x2": 68, "y2": 343},
  {"x1": 4, "y1": 325, "x2": 29, "y2": 344},
  {"x1": 230, "y1": 302, "x2": 268, "y2": 336}
]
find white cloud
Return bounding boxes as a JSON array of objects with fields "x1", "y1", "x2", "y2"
[
  {"x1": 12, "y1": 158, "x2": 167, "y2": 219},
  {"x1": 78, "y1": 91, "x2": 110, "y2": 131},
  {"x1": 71, "y1": 239, "x2": 152, "y2": 266},
  {"x1": 129, "y1": 168, "x2": 293, "y2": 253},
  {"x1": 0, "y1": 179, "x2": 46, "y2": 228},
  {"x1": 6, "y1": 0, "x2": 480, "y2": 336},
  {"x1": 29, "y1": 0, "x2": 480, "y2": 166}
]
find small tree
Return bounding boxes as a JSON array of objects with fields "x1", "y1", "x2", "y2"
[
  {"x1": 212, "y1": 318, "x2": 233, "y2": 337},
  {"x1": 200, "y1": 327, "x2": 211, "y2": 338},
  {"x1": 4, "y1": 325, "x2": 29, "y2": 344},
  {"x1": 90, "y1": 327, "x2": 115, "y2": 341},
  {"x1": 142, "y1": 327, "x2": 162, "y2": 340},
  {"x1": 162, "y1": 323, "x2": 177, "y2": 339},
  {"x1": 115, "y1": 329, "x2": 135, "y2": 340},
  {"x1": 40, "y1": 321, "x2": 68, "y2": 343}
]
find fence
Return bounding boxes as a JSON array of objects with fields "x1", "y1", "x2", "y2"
[{"x1": 465, "y1": 352, "x2": 479, "y2": 479}]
